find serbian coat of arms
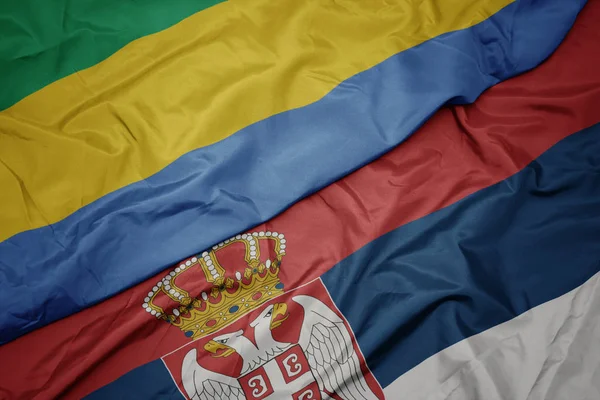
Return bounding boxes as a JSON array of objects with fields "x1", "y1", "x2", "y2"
[{"x1": 143, "y1": 231, "x2": 384, "y2": 399}]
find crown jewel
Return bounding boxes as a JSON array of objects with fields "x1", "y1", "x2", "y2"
[{"x1": 142, "y1": 231, "x2": 286, "y2": 339}]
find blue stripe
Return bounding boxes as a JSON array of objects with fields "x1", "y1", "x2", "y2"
[
  {"x1": 85, "y1": 124, "x2": 600, "y2": 398},
  {"x1": 0, "y1": 0, "x2": 586, "y2": 344},
  {"x1": 322, "y1": 123, "x2": 600, "y2": 388},
  {"x1": 84, "y1": 359, "x2": 182, "y2": 400}
]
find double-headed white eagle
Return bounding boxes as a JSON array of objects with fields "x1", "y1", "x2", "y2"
[{"x1": 182, "y1": 295, "x2": 378, "y2": 400}]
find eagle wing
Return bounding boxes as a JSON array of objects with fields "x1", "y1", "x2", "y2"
[
  {"x1": 293, "y1": 295, "x2": 378, "y2": 400},
  {"x1": 181, "y1": 348, "x2": 245, "y2": 400}
]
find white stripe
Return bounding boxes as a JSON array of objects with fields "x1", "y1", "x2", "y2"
[{"x1": 384, "y1": 271, "x2": 600, "y2": 400}]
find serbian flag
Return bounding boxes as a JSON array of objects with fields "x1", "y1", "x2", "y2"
[{"x1": 0, "y1": 0, "x2": 598, "y2": 398}]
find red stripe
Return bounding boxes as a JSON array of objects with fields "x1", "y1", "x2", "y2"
[{"x1": 2, "y1": 3, "x2": 600, "y2": 399}]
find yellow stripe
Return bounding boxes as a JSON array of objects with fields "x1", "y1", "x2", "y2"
[{"x1": 0, "y1": 0, "x2": 514, "y2": 242}]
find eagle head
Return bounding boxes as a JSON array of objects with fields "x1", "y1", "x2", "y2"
[
  {"x1": 250, "y1": 302, "x2": 289, "y2": 331},
  {"x1": 204, "y1": 329, "x2": 244, "y2": 358}
]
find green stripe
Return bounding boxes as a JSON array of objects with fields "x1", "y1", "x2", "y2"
[{"x1": 0, "y1": 0, "x2": 223, "y2": 110}]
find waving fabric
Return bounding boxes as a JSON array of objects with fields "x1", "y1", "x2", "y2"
[
  {"x1": 1, "y1": 1, "x2": 599, "y2": 398},
  {"x1": 0, "y1": 0, "x2": 587, "y2": 346}
]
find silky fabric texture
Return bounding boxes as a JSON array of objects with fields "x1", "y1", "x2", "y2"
[
  {"x1": 322, "y1": 122, "x2": 600, "y2": 387},
  {"x1": 384, "y1": 272, "x2": 600, "y2": 400},
  {"x1": 0, "y1": 0, "x2": 513, "y2": 243},
  {"x1": 85, "y1": 360, "x2": 183, "y2": 400},
  {"x1": 0, "y1": 0, "x2": 223, "y2": 110},
  {"x1": 0, "y1": 3, "x2": 598, "y2": 395},
  {"x1": 86, "y1": 122, "x2": 600, "y2": 397},
  {"x1": 0, "y1": 0, "x2": 587, "y2": 345}
]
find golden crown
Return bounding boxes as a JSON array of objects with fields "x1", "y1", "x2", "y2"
[{"x1": 142, "y1": 231, "x2": 286, "y2": 339}]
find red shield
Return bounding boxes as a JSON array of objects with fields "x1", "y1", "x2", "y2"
[
  {"x1": 239, "y1": 345, "x2": 320, "y2": 400},
  {"x1": 162, "y1": 278, "x2": 384, "y2": 400}
]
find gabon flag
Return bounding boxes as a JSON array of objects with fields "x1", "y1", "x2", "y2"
[{"x1": 0, "y1": 0, "x2": 598, "y2": 399}]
